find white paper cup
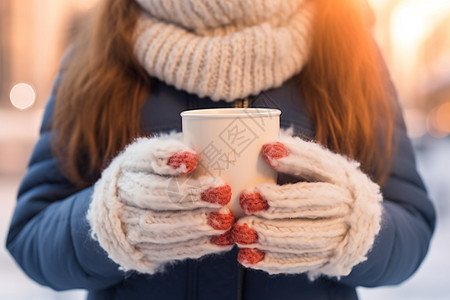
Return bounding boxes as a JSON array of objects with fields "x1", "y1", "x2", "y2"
[{"x1": 181, "y1": 108, "x2": 281, "y2": 218}]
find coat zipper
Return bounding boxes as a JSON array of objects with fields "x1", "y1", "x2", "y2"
[
  {"x1": 238, "y1": 267, "x2": 245, "y2": 300},
  {"x1": 233, "y1": 98, "x2": 249, "y2": 108},
  {"x1": 234, "y1": 98, "x2": 249, "y2": 300}
]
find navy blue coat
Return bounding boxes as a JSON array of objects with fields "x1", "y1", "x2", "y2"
[{"x1": 6, "y1": 60, "x2": 435, "y2": 299}]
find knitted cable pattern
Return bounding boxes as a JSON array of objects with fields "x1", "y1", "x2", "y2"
[
  {"x1": 233, "y1": 131, "x2": 383, "y2": 279},
  {"x1": 133, "y1": 0, "x2": 314, "y2": 102},
  {"x1": 87, "y1": 133, "x2": 235, "y2": 274}
]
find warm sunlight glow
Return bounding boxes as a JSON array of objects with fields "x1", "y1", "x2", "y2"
[{"x1": 391, "y1": 0, "x2": 450, "y2": 50}]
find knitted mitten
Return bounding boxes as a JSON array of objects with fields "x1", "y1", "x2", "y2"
[
  {"x1": 232, "y1": 132, "x2": 383, "y2": 279},
  {"x1": 87, "y1": 132, "x2": 235, "y2": 274}
]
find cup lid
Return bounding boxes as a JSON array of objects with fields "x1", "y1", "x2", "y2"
[{"x1": 181, "y1": 108, "x2": 281, "y2": 119}]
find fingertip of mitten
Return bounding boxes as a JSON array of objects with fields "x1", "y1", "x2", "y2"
[
  {"x1": 210, "y1": 230, "x2": 235, "y2": 246},
  {"x1": 207, "y1": 211, "x2": 235, "y2": 230},
  {"x1": 167, "y1": 151, "x2": 197, "y2": 174},
  {"x1": 238, "y1": 248, "x2": 265, "y2": 265},
  {"x1": 201, "y1": 185, "x2": 232, "y2": 206},
  {"x1": 240, "y1": 192, "x2": 269, "y2": 213},
  {"x1": 262, "y1": 142, "x2": 288, "y2": 168},
  {"x1": 232, "y1": 223, "x2": 258, "y2": 245}
]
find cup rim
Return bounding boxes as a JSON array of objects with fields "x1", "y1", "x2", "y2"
[{"x1": 181, "y1": 108, "x2": 281, "y2": 119}]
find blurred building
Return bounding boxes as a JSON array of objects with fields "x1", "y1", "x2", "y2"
[
  {"x1": 0, "y1": 0, "x2": 97, "y2": 109},
  {"x1": 0, "y1": 1, "x2": 449, "y2": 299},
  {"x1": 0, "y1": 0, "x2": 98, "y2": 176}
]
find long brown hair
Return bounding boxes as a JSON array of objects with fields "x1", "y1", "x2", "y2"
[
  {"x1": 53, "y1": 0, "x2": 395, "y2": 188},
  {"x1": 299, "y1": 0, "x2": 395, "y2": 183},
  {"x1": 53, "y1": 0, "x2": 150, "y2": 187}
]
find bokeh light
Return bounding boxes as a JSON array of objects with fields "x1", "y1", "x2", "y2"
[
  {"x1": 9, "y1": 83, "x2": 36, "y2": 110},
  {"x1": 403, "y1": 108, "x2": 427, "y2": 138},
  {"x1": 427, "y1": 101, "x2": 450, "y2": 137}
]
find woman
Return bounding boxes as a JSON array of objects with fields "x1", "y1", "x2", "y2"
[{"x1": 6, "y1": 0, "x2": 435, "y2": 299}]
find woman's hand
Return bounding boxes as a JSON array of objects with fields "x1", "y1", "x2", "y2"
[
  {"x1": 232, "y1": 132, "x2": 383, "y2": 279},
  {"x1": 87, "y1": 133, "x2": 235, "y2": 274}
]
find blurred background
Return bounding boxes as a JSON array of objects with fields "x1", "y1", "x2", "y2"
[{"x1": 0, "y1": 0, "x2": 449, "y2": 299}]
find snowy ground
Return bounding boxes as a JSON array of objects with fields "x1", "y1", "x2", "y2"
[
  {"x1": 0, "y1": 176, "x2": 87, "y2": 300},
  {"x1": 1, "y1": 125, "x2": 449, "y2": 299},
  {"x1": 359, "y1": 137, "x2": 450, "y2": 300}
]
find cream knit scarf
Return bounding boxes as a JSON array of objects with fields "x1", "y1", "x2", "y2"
[{"x1": 133, "y1": 0, "x2": 315, "y2": 102}]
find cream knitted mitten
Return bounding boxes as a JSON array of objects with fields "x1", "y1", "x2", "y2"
[
  {"x1": 232, "y1": 132, "x2": 383, "y2": 279},
  {"x1": 87, "y1": 132, "x2": 235, "y2": 274}
]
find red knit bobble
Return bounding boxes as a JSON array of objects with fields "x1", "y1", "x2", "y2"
[
  {"x1": 262, "y1": 142, "x2": 288, "y2": 168},
  {"x1": 232, "y1": 223, "x2": 258, "y2": 245},
  {"x1": 240, "y1": 192, "x2": 269, "y2": 214},
  {"x1": 207, "y1": 211, "x2": 235, "y2": 231},
  {"x1": 201, "y1": 185, "x2": 232, "y2": 206},
  {"x1": 210, "y1": 231, "x2": 235, "y2": 246},
  {"x1": 238, "y1": 248, "x2": 265, "y2": 265},
  {"x1": 167, "y1": 151, "x2": 197, "y2": 174}
]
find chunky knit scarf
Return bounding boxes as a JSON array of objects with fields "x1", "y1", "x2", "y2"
[{"x1": 133, "y1": 0, "x2": 314, "y2": 102}]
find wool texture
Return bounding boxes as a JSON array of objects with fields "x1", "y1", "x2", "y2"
[
  {"x1": 87, "y1": 132, "x2": 234, "y2": 274},
  {"x1": 233, "y1": 131, "x2": 383, "y2": 279},
  {"x1": 133, "y1": 0, "x2": 314, "y2": 102}
]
